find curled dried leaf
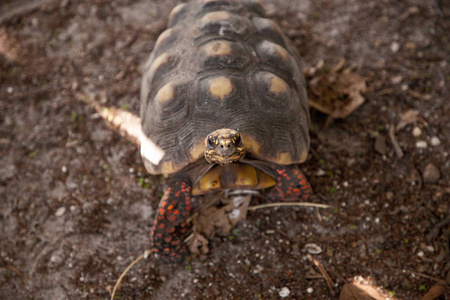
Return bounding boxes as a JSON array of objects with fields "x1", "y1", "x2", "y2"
[
  {"x1": 339, "y1": 282, "x2": 384, "y2": 300},
  {"x1": 307, "y1": 60, "x2": 367, "y2": 119}
]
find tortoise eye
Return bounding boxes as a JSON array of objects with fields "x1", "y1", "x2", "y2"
[
  {"x1": 233, "y1": 134, "x2": 241, "y2": 145},
  {"x1": 207, "y1": 136, "x2": 216, "y2": 147}
]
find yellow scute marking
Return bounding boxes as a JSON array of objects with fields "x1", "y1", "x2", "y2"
[
  {"x1": 241, "y1": 134, "x2": 261, "y2": 156},
  {"x1": 155, "y1": 29, "x2": 173, "y2": 47},
  {"x1": 277, "y1": 152, "x2": 292, "y2": 164},
  {"x1": 169, "y1": 3, "x2": 186, "y2": 18},
  {"x1": 209, "y1": 77, "x2": 233, "y2": 100},
  {"x1": 160, "y1": 161, "x2": 177, "y2": 175},
  {"x1": 189, "y1": 140, "x2": 204, "y2": 160},
  {"x1": 274, "y1": 44, "x2": 289, "y2": 60},
  {"x1": 155, "y1": 82, "x2": 174, "y2": 103},
  {"x1": 202, "y1": 41, "x2": 232, "y2": 56},
  {"x1": 200, "y1": 11, "x2": 230, "y2": 24},
  {"x1": 150, "y1": 53, "x2": 170, "y2": 74},
  {"x1": 269, "y1": 75, "x2": 287, "y2": 94}
]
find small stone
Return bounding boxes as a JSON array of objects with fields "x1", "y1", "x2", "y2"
[
  {"x1": 430, "y1": 136, "x2": 441, "y2": 146},
  {"x1": 55, "y1": 207, "x2": 66, "y2": 217},
  {"x1": 252, "y1": 264, "x2": 264, "y2": 274},
  {"x1": 7, "y1": 87, "x2": 14, "y2": 94},
  {"x1": 374, "y1": 135, "x2": 388, "y2": 155},
  {"x1": 417, "y1": 251, "x2": 424, "y2": 257},
  {"x1": 415, "y1": 141, "x2": 427, "y2": 149},
  {"x1": 279, "y1": 287, "x2": 290, "y2": 298},
  {"x1": 304, "y1": 243, "x2": 323, "y2": 255},
  {"x1": 315, "y1": 169, "x2": 326, "y2": 176},
  {"x1": 390, "y1": 75, "x2": 402, "y2": 84},
  {"x1": 390, "y1": 41, "x2": 400, "y2": 53},
  {"x1": 375, "y1": 217, "x2": 380, "y2": 223},
  {"x1": 423, "y1": 163, "x2": 440, "y2": 184},
  {"x1": 307, "y1": 287, "x2": 313, "y2": 294},
  {"x1": 412, "y1": 127, "x2": 422, "y2": 137},
  {"x1": 61, "y1": 166, "x2": 68, "y2": 173}
]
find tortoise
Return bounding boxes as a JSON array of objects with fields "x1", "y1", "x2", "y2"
[{"x1": 140, "y1": 0, "x2": 312, "y2": 262}]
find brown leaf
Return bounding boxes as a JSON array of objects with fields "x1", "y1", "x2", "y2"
[
  {"x1": 307, "y1": 61, "x2": 367, "y2": 119},
  {"x1": 422, "y1": 282, "x2": 449, "y2": 300},
  {"x1": 339, "y1": 282, "x2": 384, "y2": 300},
  {"x1": 396, "y1": 109, "x2": 419, "y2": 131}
]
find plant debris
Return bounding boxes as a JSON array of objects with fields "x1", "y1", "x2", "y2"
[
  {"x1": 306, "y1": 58, "x2": 367, "y2": 119},
  {"x1": 338, "y1": 281, "x2": 384, "y2": 300}
]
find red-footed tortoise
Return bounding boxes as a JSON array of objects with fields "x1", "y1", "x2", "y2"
[{"x1": 140, "y1": 0, "x2": 312, "y2": 262}]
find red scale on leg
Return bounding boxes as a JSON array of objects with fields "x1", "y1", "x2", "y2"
[
  {"x1": 267, "y1": 164, "x2": 312, "y2": 201},
  {"x1": 151, "y1": 176, "x2": 193, "y2": 262}
]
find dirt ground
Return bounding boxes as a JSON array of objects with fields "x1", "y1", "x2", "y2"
[{"x1": 0, "y1": 0, "x2": 449, "y2": 299}]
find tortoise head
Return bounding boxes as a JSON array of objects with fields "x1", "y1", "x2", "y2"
[{"x1": 204, "y1": 128, "x2": 246, "y2": 165}]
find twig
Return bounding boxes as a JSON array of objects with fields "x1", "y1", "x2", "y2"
[
  {"x1": 389, "y1": 124, "x2": 404, "y2": 158},
  {"x1": 248, "y1": 202, "x2": 330, "y2": 211},
  {"x1": 110, "y1": 250, "x2": 153, "y2": 300},
  {"x1": 307, "y1": 254, "x2": 335, "y2": 291},
  {"x1": 0, "y1": 0, "x2": 57, "y2": 25}
]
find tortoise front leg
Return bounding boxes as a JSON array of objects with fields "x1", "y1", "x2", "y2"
[
  {"x1": 267, "y1": 164, "x2": 312, "y2": 202},
  {"x1": 151, "y1": 175, "x2": 193, "y2": 262}
]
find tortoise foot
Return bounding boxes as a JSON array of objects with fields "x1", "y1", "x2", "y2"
[
  {"x1": 267, "y1": 164, "x2": 312, "y2": 201},
  {"x1": 151, "y1": 176, "x2": 193, "y2": 262}
]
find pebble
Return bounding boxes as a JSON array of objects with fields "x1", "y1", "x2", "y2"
[
  {"x1": 374, "y1": 135, "x2": 388, "y2": 155},
  {"x1": 415, "y1": 141, "x2": 427, "y2": 149},
  {"x1": 7, "y1": 87, "x2": 14, "y2": 94},
  {"x1": 417, "y1": 251, "x2": 424, "y2": 257},
  {"x1": 412, "y1": 127, "x2": 422, "y2": 137},
  {"x1": 430, "y1": 136, "x2": 441, "y2": 146},
  {"x1": 279, "y1": 287, "x2": 290, "y2": 298},
  {"x1": 307, "y1": 287, "x2": 313, "y2": 294},
  {"x1": 61, "y1": 166, "x2": 68, "y2": 173},
  {"x1": 390, "y1": 41, "x2": 400, "y2": 53},
  {"x1": 55, "y1": 207, "x2": 66, "y2": 217},
  {"x1": 423, "y1": 163, "x2": 440, "y2": 184},
  {"x1": 315, "y1": 169, "x2": 326, "y2": 176},
  {"x1": 304, "y1": 243, "x2": 323, "y2": 255}
]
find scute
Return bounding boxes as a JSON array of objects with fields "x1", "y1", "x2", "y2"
[{"x1": 141, "y1": 0, "x2": 310, "y2": 175}]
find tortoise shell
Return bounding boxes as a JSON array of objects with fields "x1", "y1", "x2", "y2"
[{"x1": 140, "y1": 0, "x2": 310, "y2": 175}]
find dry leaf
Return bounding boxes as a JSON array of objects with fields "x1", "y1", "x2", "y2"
[
  {"x1": 339, "y1": 282, "x2": 384, "y2": 300},
  {"x1": 307, "y1": 60, "x2": 367, "y2": 119},
  {"x1": 422, "y1": 282, "x2": 449, "y2": 300},
  {"x1": 396, "y1": 109, "x2": 419, "y2": 131}
]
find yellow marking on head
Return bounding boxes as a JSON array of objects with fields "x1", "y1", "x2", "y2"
[
  {"x1": 240, "y1": 134, "x2": 261, "y2": 155},
  {"x1": 169, "y1": 3, "x2": 186, "y2": 19},
  {"x1": 155, "y1": 82, "x2": 174, "y2": 103},
  {"x1": 155, "y1": 29, "x2": 173, "y2": 47},
  {"x1": 200, "y1": 11, "x2": 230, "y2": 24},
  {"x1": 149, "y1": 53, "x2": 170, "y2": 74},
  {"x1": 202, "y1": 40, "x2": 232, "y2": 56},
  {"x1": 269, "y1": 75, "x2": 287, "y2": 94},
  {"x1": 209, "y1": 77, "x2": 233, "y2": 100},
  {"x1": 277, "y1": 152, "x2": 293, "y2": 165}
]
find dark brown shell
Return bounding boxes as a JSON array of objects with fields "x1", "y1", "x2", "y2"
[{"x1": 140, "y1": 0, "x2": 310, "y2": 175}]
